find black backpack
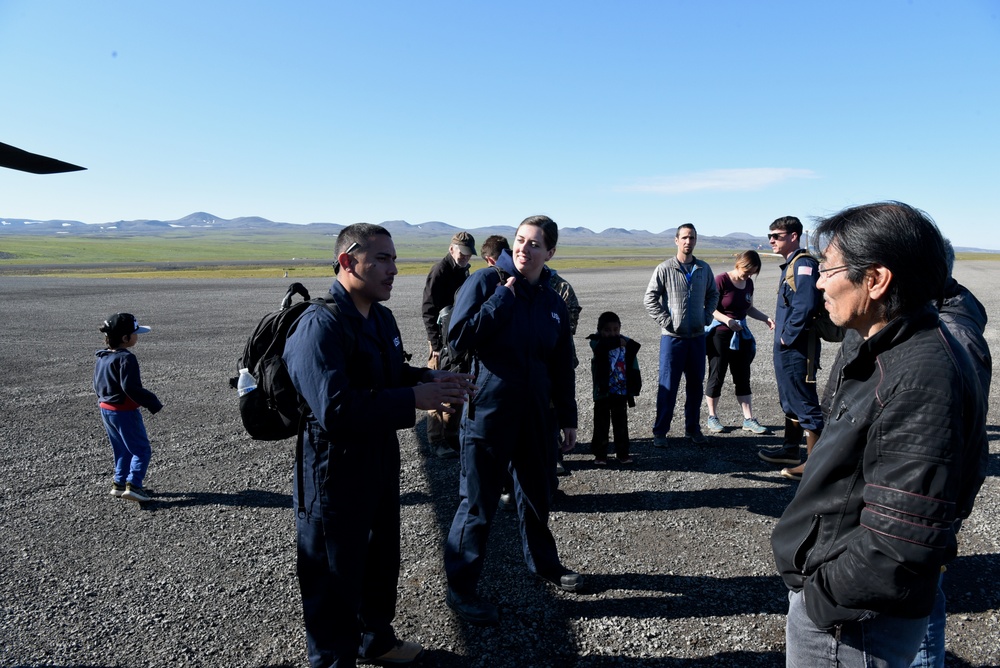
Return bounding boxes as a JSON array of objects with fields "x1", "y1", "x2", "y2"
[
  {"x1": 233, "y1": 283, "x2": 354, "y2": 441},
  {"x1": 784, "y1": 252, "x2": 846, "y2": 343}
]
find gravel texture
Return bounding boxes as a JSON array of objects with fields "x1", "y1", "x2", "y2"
[{"x1": 2, "y1": 262, "x2": 998, "y2": 667}]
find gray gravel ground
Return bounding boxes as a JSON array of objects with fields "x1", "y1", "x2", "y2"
[{"x1": 2, "y1": 262, "x2": 998, "y2": 667}]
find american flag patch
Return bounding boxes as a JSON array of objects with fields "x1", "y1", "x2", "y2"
[{"x1": 797, "y1": 265, "x2": 813, "y2": 276}]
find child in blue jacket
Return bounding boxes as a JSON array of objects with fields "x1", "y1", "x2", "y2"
[
  {"x1": 93, "y1": 313, "x2": 162, "y2": 503},
  {"x1": 587, "y1": 311, "x2": 641, "y2": 465}
]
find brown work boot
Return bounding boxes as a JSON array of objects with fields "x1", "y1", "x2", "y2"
[{"x1": 780, "y1": 463, "x2": 805, "y2": 481}]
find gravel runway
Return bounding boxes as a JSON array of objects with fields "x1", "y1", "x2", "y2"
[{"x1": 2, "y1": 262, "x2": 998, "y2": 667}]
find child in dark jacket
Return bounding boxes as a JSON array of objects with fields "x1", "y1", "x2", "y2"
[
  {"x1": 587, "y1": 311, "x2": 641, "y2": 465},
  {"x1": 93, "y1": 313, "x2": 163, "y2": 503}
]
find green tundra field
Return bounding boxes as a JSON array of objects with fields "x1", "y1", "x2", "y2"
[
  {"x1": 2, "y1": 232, "x2": 997, "y2": 279},
  {"x1": 0, "y1": 234, "x2": 736, "y2": 278}
]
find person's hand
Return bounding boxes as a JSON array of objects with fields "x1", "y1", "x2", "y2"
[
  {"x1": 561, "y1": 427, "x2": 577, "y2": 452},
  {"x1": 766, "y1": 317, "x2": 776, "y2": 331},
  {"x1": 413, "y1": 380, "x2": 471, "y2": 413},
  {"x1": 504, "y1": 275, "x2": 516, "y2": 296},
  {"x1": 728, "y1": 319, "x2": 744, "y2": 332},
  {"x1": 427, "y1": 370, "x2": 477, "y2": 396}
]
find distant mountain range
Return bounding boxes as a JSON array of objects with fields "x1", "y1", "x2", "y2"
[{"x1": 1, "y1": 211, "x2": 995, "y2": 253}]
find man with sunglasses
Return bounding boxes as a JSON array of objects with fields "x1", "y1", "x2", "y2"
[{"x1": 757, "y1": 216, "x2": 824, "y2": 479}]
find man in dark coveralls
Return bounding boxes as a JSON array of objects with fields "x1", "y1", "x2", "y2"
[
  {"x1": 284, "y1": 223, "x2": 474, "y2": 668},
  {"x1": 757, "y1": 216, "x2": 824, "y2": 480}
]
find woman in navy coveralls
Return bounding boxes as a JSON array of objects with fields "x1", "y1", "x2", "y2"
[{"x1": 443, "y1": 215, "x2": 582, "y2": 625}]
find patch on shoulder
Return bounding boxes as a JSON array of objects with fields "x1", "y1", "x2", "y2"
[{"x1": 796, "y1": 265, "x2": 813, "y2": 276}]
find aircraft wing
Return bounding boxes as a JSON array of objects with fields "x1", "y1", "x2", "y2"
[{"x1": 0, "y1": 141, "x2": 86, "y2": 174}]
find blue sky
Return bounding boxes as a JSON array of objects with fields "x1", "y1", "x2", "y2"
[{"x1": 2, "y1": 1, "x2": 999, "y2": 248}]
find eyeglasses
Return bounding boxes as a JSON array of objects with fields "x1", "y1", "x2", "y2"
[
  {"x1": 766, "y1": 232, "x2": 787, "y2": 240},
  {"x1": 818, "y1": 264, "x2": 848, "y2": 277}
]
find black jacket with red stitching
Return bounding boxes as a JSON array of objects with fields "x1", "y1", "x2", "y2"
[{"x1": 771, "y1": 304, "x2": 988, "y2": 630}]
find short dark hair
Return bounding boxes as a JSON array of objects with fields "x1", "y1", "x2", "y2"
[
  {"x1": 770, "y1": 216, "x2": 803, "y2": 236},
  {"x1": 480, "y1": 234, "x2": 510, "y2": 261},
  {"x1": 517, "y1": 215, "x2": 558, "y2": 250},
  {"x1": 597, "y1": 311, "x2": 621, "y2": 331},
  {"x1": 814, "y1": 202, "x2": 946, "y2": 321},
  {"x1": 333, "y1": 223, "x2": 391, "y2": 274},
  {"x1": 675, "y1": 223, "x2": 696, "y2": 238}
]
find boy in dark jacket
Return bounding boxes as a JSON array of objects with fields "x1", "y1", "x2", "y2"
[
  {"x1": 587, "y1": 311, "x2": 641, "y2": 465},
  {"x1": 93, "y1": 312, "x2": 163, "y2": 503}
]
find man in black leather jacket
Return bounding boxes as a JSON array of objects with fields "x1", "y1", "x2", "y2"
[{"x1": 770, "y1": 202, "x2": 988, "y2": 667}]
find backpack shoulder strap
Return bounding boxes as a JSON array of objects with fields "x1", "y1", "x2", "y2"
[
  {"x1": 784, "y1": 250, "x2": 815, "y2": 293},
  {"x1": 296, "y1": 293, "x2": 357, "y2": 518},
  {"x1": 319, "y1": 292, "x2": 358, "y2": 354}
]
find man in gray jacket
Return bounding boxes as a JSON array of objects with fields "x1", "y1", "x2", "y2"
[{"x1": 643, "y1": 224, "x2": 719, "y2": 446}]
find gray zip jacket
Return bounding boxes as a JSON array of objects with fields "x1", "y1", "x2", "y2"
[{"x1": 643, "y1": 256, "x2": 719, "y2": 338}]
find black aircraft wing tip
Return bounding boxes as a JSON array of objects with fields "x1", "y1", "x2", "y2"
[{"x1": 0, "y1": 141, "x2": 87, "y2": 174}]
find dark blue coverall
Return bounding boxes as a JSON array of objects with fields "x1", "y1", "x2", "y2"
[
  {"x1": 444, "y1": 250, "x2": 578, "y2": 595},
  {"x1": 773, "y1": 249, "x2": 824, "y2": 433},
  {"x1": 284, "y1": 280, "x2": 426, "y2": 668}
]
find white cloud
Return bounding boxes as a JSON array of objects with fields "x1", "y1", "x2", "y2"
[{"x1": 618, "y1": 168, "x2": 818, "y2": 194}]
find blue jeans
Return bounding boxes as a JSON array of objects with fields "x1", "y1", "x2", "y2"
[
  {"x1": 909, "y1": 574, "x2": 946, "y2": 668},
  {"x1": 653, "y1": 334, "x2": 706, "y2": 436},
  {"x1": 786, "y1": 590, "x2": 927, "y2": 668},
  {"x1": 100, "y1": 408, "x2": 151, "y2": 487}
]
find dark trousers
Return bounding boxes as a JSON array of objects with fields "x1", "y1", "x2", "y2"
[
  {"x1": 774, "y1": 342, "x2": 823, "y2": 433},
  {"x1": 296, "y1": 429, "x2": 401, "y2": 668},
  {"x1": 445, "y1": 427, "x2": 562, "y2": 595},
  {"x1": 592, "y1": 395, "x2": 630, "y2": 460},
  {"x1": 705, "y1": 327, "x2": 754, "y2": 397}
]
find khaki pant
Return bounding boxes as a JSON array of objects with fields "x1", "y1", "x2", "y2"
[{"x1": 427, "y1": 343, "x2": 461, "y2": 443}]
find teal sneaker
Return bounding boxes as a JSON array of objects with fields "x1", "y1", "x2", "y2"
[
  {"x1": 706, "y1": 416, "x2": 725, "y2": 433},
  {"x1": 742, "y1": 418, "x2": 769, "y2": 435}
]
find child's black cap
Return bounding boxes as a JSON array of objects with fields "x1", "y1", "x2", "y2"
[{"x1": 100, "y1": 313, "x2": 151, "y2": 340}]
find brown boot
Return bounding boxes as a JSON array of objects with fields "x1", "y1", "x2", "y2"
[
  {"x1": 780, "y1": 463, "x2": 804, "y2": 480},
  {"x1": 781, "y1": 430, "x2": 820, "y2": 481}
]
